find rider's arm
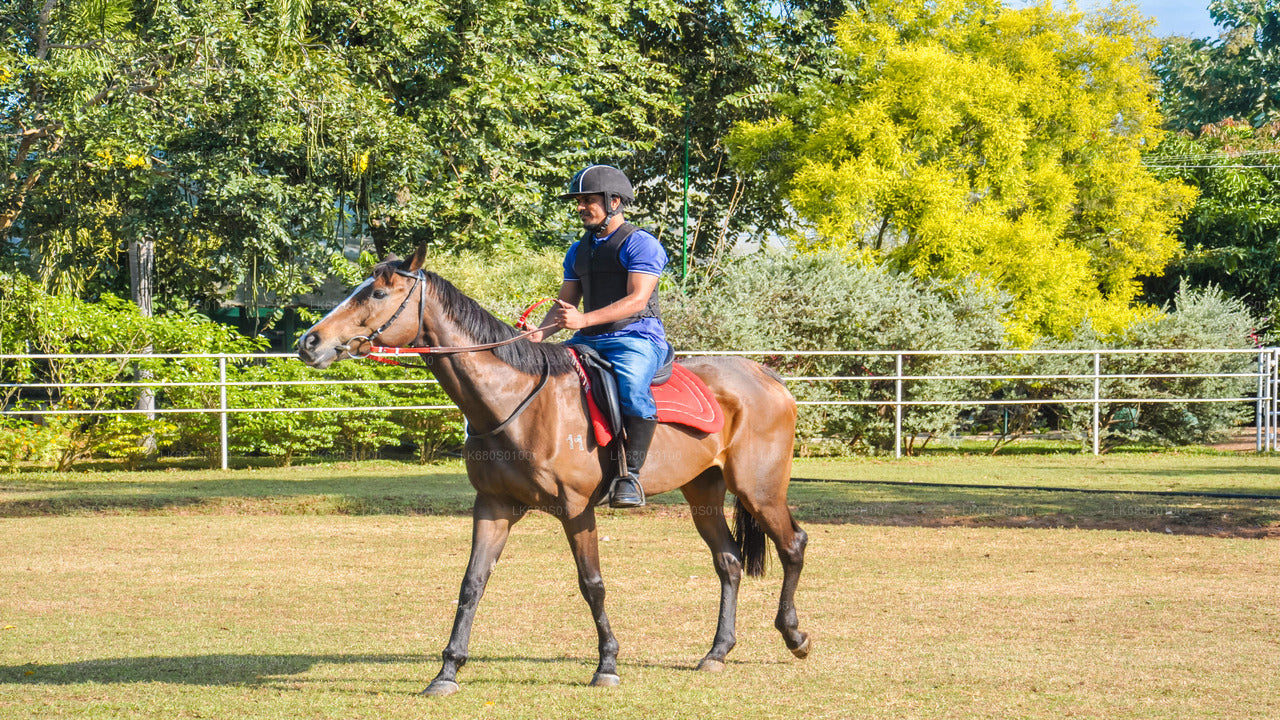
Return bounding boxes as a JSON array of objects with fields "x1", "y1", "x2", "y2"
[
  {"x1": 527, "y1": 280, "x2": 581, "y2": 343},
  {"x1": 557, "y1": 272, "x2": 658, "y2": 331}
]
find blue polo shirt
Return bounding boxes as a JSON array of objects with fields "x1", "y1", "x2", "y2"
[{"x1": 563, "y1": 227, "x2": 667, "y2": 344}]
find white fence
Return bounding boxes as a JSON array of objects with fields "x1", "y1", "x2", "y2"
[{"x1": 2, "y1": 347, "x2": 1276, "y2": 469}]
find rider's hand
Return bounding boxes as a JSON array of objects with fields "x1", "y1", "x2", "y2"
[{"x1": 548, "y1": 299, "x2": 587, "y2": 331}]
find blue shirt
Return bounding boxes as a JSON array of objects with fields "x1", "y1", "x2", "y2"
[{"x1": 563, "y1": 226, "x2": 667, "y2": 344}]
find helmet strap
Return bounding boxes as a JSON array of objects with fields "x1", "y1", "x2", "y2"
[{"x1": 597, "y1": 193, "x2": 623, "y2": 236}]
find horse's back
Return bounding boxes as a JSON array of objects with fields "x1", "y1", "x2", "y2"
[{"x1": 678, "y1": 355, "x2": 796, "y2": 425}]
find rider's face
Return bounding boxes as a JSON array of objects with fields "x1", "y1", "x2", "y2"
[{"x1": 575, "y1": 194, "x2": 613, "y2": 229}]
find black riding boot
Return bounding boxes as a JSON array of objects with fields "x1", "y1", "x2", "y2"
[{"x1": 610, "y1": 416, "x2": 656, "y2": 508}]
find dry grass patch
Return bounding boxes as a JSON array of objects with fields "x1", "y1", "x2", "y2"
[{"x1": 2, "y1": 511, "x2": 1278, "y2": 719}]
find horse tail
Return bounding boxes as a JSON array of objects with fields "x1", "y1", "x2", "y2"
[{"x1": 732, "y1": 497, "x2": 769, "y2": 578}]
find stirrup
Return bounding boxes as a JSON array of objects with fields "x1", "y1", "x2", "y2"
[{"x1": 608, "y1": 474, "x2": 646, "y2": 508}]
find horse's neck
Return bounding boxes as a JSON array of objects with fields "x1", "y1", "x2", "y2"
[{"x1": 419, "y1": 296, "x2": 541, "y2": 433}]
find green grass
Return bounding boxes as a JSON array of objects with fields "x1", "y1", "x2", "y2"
[{"x1": 2, "y1": 455, "x2": 1279, "y2": 718}]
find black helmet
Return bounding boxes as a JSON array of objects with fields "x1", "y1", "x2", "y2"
[{"x1": 559, "y1": 165, "x2": 634, "y2": 204}]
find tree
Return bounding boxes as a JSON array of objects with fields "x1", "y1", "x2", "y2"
[
  {"x1": 624, "y1": 0, "x2": 854, "y2": 276},
  {"x1": 726, "y1": 0, "x2": 1196, "y2": 344},
  {"x1": 1142, "y1": 118, "x2": 1280, "y2": 326},
  {"x1": 1156, "y1": 0, "x2": 1280, "y2": 132},
  {"x1": 1, "y1": 0, "x2": 680, "y2": 316}
]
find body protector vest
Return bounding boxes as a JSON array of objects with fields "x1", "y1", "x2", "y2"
[{"x1": 572, "y1": 223, "x2": 661, "y2": 336}]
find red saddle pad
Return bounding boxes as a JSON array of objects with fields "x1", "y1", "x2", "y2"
[{"x1": 587, "y1": 363, "x2": 725, "y2": 447}]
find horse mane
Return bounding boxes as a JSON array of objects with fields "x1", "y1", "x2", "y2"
[{"x1": 373, "y1": 258, "x2": 575, "y2": 376}]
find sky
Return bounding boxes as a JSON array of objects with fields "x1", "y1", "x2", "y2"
[
  {"x1": 1128, "y1": 0, "x2": 1217, "y2": 38},
  {"x1": 1012, "y1": 2, "x2": 1220, "y2": 39}
]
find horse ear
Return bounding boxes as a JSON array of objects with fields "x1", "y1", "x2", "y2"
[
  {"x1": 408, "y1": 242, "x2": 428, "y2": 272},
  {"x1": 382, "y1": 253, "x2": 399, "y2": 264}
]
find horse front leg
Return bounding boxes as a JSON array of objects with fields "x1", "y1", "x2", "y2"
[
  {"x1": 423, "y1": 494, "x2": 524, "y2": 697},
  {"x1": 561, "y1": 508, "x2": 621, "y2": 687}
]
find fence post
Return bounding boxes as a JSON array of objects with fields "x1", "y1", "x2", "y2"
[
  {"x1": 1264, "y1": 345, "x2": 1274, "y2": 448},
  {"x1": 894, "y1": 353, "x2": 903, "y2": 459},
  {"x1": 1092, "y1": 352, "x2": 1101, "y2": 456},
  {"x1": 1259, "y1": 350, "x2": 1266, "y2": 454},
  {"x1": 219, "y1": 357, "x2": 229, "y2": 471}
]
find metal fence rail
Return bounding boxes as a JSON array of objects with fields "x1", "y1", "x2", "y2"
[{"x1": 3, "y1": 347, "x2": 1276, "y2": 468}]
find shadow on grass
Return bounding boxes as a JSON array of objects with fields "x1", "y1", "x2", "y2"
[
  {"x1": 1, "y1": 653, "x2": 429, "y2": 686},
  {"x1": 784, "y1": 480, "x2": 1280, "y2": 538},
  {"x1": 1, "y1": 653, "x2": 702, "y2": 687},
  {"x1": 4, "y1": 469, "x2": 1279, "y2": 538},
  {"x1": 0, "y1": 474, "x2": 478, "y2": 518}
]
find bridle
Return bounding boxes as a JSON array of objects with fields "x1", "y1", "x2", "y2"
[
  {"x1": 337, "y1": 268, "x2": 429, "y2": 358},
  {"x1": 338, "y1": 268, "x2": 543, "y2": 360},
  {"x1": 334, "y1": 267, "x2": 550, "y2": 438}
]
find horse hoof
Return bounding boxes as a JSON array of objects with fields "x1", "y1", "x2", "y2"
[
  {"x1": 420, "y1": 679, "x2": 460, "y2": 697},
  {"x1": 790, "y1": 634, "x2": 812, "y2": 660},
  {"x1": 695, "y1": 658, "x2": 726, "y2": 672},
  {"x1": 589, "y1": 672, "x2": 621, "y2": 687}
]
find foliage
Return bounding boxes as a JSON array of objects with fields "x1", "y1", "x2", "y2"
[
  {"x1": 624, "y1": 0, "x2": 855, "y2": 276},
  {"x1": 1070, "y1": 282, "x2": 1259, "y2": 451},
  {"x1": 726, "y1": 0, "x2": 1196, "y2": 344},
  {"x1": 664, "y1": 251, "x2": 1010, "y2": 454},
  {"x1": 1155, "y1": 0, "x2": 1280, "y2": 131},
  {"x1": 986, "y1": 283, "x2": 1260, "y2": 453},
  {"x1": 225, "y1": 358, "x2": 459, "y2": 467},
  {"x1": 1141, "y1": 119, "x2": 1280, "y2": 328},
  {"x1": 0, "y1": 272, "x2": 264, "y2": 470},
  {"x1": 1, "y1": 0, "x2": 679, "y2": 315}
]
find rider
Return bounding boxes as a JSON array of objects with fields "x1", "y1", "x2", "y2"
[{"x1": 530, "y1": 165, "x2": 669, "y2": 508}]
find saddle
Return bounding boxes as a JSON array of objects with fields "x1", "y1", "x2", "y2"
[{"x1": 566, "y1": 344, "x2": 724, "y2": 447}]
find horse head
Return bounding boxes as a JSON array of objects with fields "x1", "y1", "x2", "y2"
[{"x1": 297, "y1": 243, "x2": 429, "y2": 369}]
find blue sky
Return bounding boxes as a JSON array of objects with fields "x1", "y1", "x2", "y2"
[
  {"x1": 1012, "y1": 2, "x2": 1219, "y2": 38},
  {"x1": 1128, "y1": 0, "x2": 1217, "y2": 37}
]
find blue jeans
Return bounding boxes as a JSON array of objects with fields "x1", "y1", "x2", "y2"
[{"x1": 571, "y1": 334, "x2": 668, "y2": 419}]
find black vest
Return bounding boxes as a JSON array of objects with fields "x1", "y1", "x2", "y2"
[{"x1": 572, "y1": 223, "x2": 662, "y2": 336}]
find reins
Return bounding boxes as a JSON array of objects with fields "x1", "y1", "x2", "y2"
[
  {"x1": 339, "y1": 269, "x2": 549, "y2": 365},
  {"x1": 339, "y1": 268, "x2": 554, "y2": 437}
]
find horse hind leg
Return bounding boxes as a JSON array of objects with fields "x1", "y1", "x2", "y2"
[
  {"x1": 680, "y1": 468, "x2": 742, "y2": 671},
  {"x1": 732, "y1": 494, "x2": 810, "y2": 659}
]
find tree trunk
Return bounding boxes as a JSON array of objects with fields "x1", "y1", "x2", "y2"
[{"x1": 129, "y1": 236, "x2": 158, "y2": 456}]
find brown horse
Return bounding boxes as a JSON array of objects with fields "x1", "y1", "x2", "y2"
[{"x1": 297, "y1": 245, "x2": 809, "y2": 695}]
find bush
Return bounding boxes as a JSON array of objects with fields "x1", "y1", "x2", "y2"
[
  {"x1": 664, "y1": 252, "x2": 1010, "y2": 454},
  {"x1": 225, "y1": 358, "x2": 461, "y2": 466},
  {"x1": 1054, "y1": 284, "x2": 1260, "y2": 451},
  {"x1": 0, "y1": 274, "x2": 263, "y2": 470}
]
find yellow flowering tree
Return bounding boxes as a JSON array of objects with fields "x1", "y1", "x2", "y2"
[{"x1": 727, "y1": 0, "x2": 1196, "y2": 343}]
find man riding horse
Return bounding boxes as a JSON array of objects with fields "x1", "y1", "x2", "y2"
[{"x1": 528, "y1": 165, "x2": 669, "y2": 509}]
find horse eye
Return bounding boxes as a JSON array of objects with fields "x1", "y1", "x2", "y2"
[{"x1": 371, "y1": 289, "x2": 388, "y2": 300}]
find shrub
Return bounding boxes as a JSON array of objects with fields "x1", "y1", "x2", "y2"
[
  {"x1": 0, "y1": 274, "x2": 263, "y2": 470},
  {"x1": 224, "y1": 357, "x2": 461, "y2": 466},
  {"x1": 1054, "y1": 284, "x2": 1260, "y2": 451},
  {"x1": 664, "y1": 252, "x2": 1010, "y2": 454}
]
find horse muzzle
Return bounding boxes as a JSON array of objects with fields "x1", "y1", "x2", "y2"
[{"x1": 297, "y1": 329, "x2": 343, "y2": 369}]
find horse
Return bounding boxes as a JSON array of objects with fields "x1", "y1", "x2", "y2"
[{"x1": 296, "y1": 244, "x2": 809, "y2": 695}]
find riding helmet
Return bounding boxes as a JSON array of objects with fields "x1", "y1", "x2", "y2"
[{"x1": 559, "y1": 165, "x2": 635, "y2": 204}]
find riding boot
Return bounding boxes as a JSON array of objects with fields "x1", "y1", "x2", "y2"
[{"x1": 610, "y1": 416, "x2": 656, "y2": 508}]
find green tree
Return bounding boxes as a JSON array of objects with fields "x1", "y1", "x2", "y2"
[
  {"x1": 1156, "y1": 0, "x2": 1280, "y2": 132},
  {"x1": 2, "y1": 0, "x2": 679, "y2": 314},
  {"x1": 1142, "y1": 118, "x2": 1280, "y2": 326},
  {"x1": 625, "y1": 0, "x2": 853, "y2": 275},
  {"x1": 726, "y1": 0, "x2": 1196, "y2": 344}
]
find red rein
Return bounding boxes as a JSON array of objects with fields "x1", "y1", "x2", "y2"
[{"x1": 358, "y1": 297, "x2": 555, "y2": 366}]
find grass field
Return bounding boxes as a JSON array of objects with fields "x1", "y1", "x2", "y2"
[{"x1": 2, "y1": 454, "x2": 1279, "y2": 719}]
